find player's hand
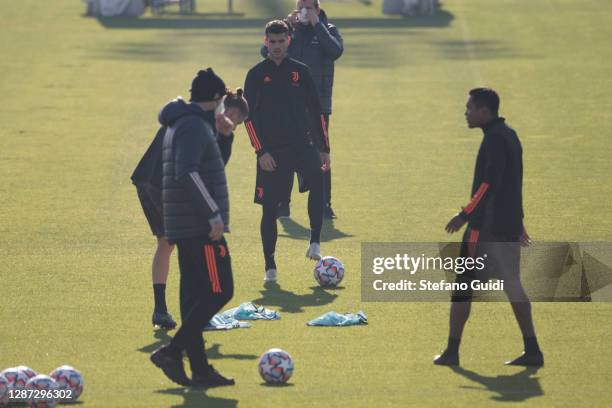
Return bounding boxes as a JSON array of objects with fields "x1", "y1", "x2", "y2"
[
  {"x1": 320, "y1": 152, "x2": 330, "y2": 172},
  {"x1": 445, "y1": 213, "x2": 466, "y2": 234},
  {"x1": 208, "y1": 214, "x2": 224, "y2": 241},
  {"x1": 520, "y1": 227, "x2": 532, "y2": 247},
  {"x1": 287, "y1": 10, "x2": 299, "y2": 28},
  {"x1": 258, "y1": 152, "x2": 277, "y2": 172},
  {"x1": 307, "y1": 9, "x2": 319, "y2": 25},
  {"x1": 216, "y1": 113, "x2": 235, "y2": 136}
]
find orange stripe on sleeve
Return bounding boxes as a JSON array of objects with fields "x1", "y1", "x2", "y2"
[
  {"x1": 246, "y1": 121, "x2": 262, "y2": 151},
  {"x1": 463, "y1": 182, "x2": 490, "y2": 215}
]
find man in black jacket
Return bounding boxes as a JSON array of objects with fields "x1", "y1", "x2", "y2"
[
  {"x1": 131, "y1": 90, "x2": 247, "y2": 331},
  {"x1": 149, "y1": 69, "x2": 235, "y2": 387},
  {"x1": 435, "y1": 88, "x2": 543, "y2": 367},
  {"x1": 244, "y1": 20, "x2": 330, "y2": 283},
  {"x1": 262, "y1": 0, "x2": 343, "y2": 219}
]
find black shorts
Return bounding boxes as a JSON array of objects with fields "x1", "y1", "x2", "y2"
[
  {"x1": 136, "y1": 183, "x2": 164, "y2": 237},
  {"x1": 452, "y1": 227, "x2": 521, "y2": 301},
  {"x1": 254, "y1": 145, "x2": 322, "y2": 205}
]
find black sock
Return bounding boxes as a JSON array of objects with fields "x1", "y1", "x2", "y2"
[
  {"x1": 523, "y1": 336, "x2": 541, "y2": 354},
  {"x1": 447, "y1": 337, "x2": 461, "y2": 354},
  {"x1": 308, "y1": 174, "x2": 323, "y2": 244},
  {"x1": 153, "y1": 284, "x2": 167, "y2": 313},
  {"x1": 261, "y1": 204, "x2": 278, "y2": 269},
  {"x1": 310, "y1": 232, "x2": 321, "y2": 244},
  {"x1": 265, "y1": 255, "x2": 276, "y2": 271}
]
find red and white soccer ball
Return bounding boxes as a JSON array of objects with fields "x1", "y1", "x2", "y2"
[
  {"x1": 15, "y1": 366, "x2": 38, "y2": 380},
  {"x1": 25, "y1": 375, "x2": 59, "y2": 408},
  {"x1": 258, "y1": 348, "x2": 294, "y2": 384},
  {"x1": 0, "y1": 367, "x2": 29, "y2": 393},
  {"x1": 49, "y1": 365, "x2": 84, "y2": 402},
  {"x1": 0, "y1": 374, "x2": 9, "y2": 406},
  {"x1": 314, "y1": 256, "x2": 345, "y2": 287}
]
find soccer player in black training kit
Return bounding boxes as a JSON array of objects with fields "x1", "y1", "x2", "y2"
[
  {"x1": 435, "y1": 88, "x2": 543, "y2": 367},
  {"x1": 244, "y1": 20, "x2": 331, "y2": 283},
  {"x1": 149, "y1": 69, "x2": 236, "y2": 387}
]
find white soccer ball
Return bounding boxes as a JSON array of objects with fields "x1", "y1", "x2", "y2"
[
  {"x1": 258, "y1": 348, "x2": 294, "y2": 384},
  {"x1": 25, "y1": 375, "x2": 59, "y2": 408},
  {"x1": 0, "y1": 367, "x2": 29, "y2": 393},
  {"x1": 49, "y1": 365, "x2": 84, "y2": 402},
  {"x1": 15, "y1": 366, "x2": 38, "y2": 380},
  {"x1": 0, "y1": 374, "x2": 9, "y2": 406},
  {"x1": 314, "y1": 256, "x2": 345, "y2": 287}
]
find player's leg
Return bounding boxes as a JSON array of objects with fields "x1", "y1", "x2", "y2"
[
  {"x1": 256, "y1": 154, "x2": 290, "y2": 281},
  {"x1": 191, "y1": 239, "x2": 235, "y2": 386},
  {"x1": 261, "y1": 203, "x2": 279, "y2": 281},
  {"x1": 152, "y1": 236, "x2": 235, "y2": 386},
  {"x1": 296, "y1": 146, "x2": 324, "y2": 260},
  {"x1": 150, "y1": 237, "x2": 199, "y2": 386},
  {"x1": 499, "y1": 241, "x2": 543, "y2": 366},
  {"x1": 152, "y1": 237, "x2": 177, "y2": 329},
  {"x1": 434, "y1": 234, "x2": 474, "y2": 366},
  {"x1": 136, "y1": 184, "x2": 177, "y2": 329},
  {"x1": 321, "y1": 113, "x2": 336, "y2": 219},
  {"x1": 434, "y1": 281, "x2": 473, "y2": 366},
  {"x1": 277, "y1": 175, "x2": 293, "y2": 219},
  {"x1": 173, "y1": 238, "x2": 234, "y2": 384}
]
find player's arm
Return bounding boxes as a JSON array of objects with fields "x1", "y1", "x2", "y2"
[
  {"x1": 173, "y1": 120, "x2": 223, "y2": 238},
  {"x1": 217, "y1": 132, "x2": 234, "y2": 165},
  {"x1": 302, "y1": 66, "x2": 330, "y2": 154},
  {"x1": 243, "y1": 68, "x2": 269, "y2": 157},
  {"x1": 459, "y1": 135, "x2": 506, "y2": 227},
  {"x1": 314, "y1": 22, "x2": 343, "y2": 60}
]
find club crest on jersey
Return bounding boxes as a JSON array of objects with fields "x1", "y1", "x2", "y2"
[
  {"x1": 291, "y1": 71, "x2": 300, "y2": 82},
  {"x1": 264, "y1": 75, "x2": 272, "y2": 83}
]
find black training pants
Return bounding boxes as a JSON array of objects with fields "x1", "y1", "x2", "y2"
[{"x1": 170, "y1": 235, "x2": 233, "y2": 375}]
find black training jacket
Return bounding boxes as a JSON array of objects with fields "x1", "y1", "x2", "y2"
[
  {"x1": 159, "y1": 99, "x2": 229, "y2": 240},
  {"x1": 260, "y1": 9, "x2": 343, "y2": 114},
  {"x1": 460, "y1": 117, "x2": 524, "y2": 237},
  {"x1": 243, "y1": 57, "x2": 330, "y2": 157}
]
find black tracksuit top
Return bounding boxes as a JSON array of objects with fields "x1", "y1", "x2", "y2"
[
  {"x1": 243, "y1": 57, "x2": 330, "y2": 156},
  {"x1": 460, "y1": 117, "x2": 524, "y2": 237}
]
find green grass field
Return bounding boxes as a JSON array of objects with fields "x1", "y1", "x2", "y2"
[{"x1": 2, "y1": 0, "x2": 612, "y2": 406}]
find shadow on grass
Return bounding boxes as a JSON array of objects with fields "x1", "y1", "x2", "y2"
[
  {"x1": 278, "y1": 218, "x2": 353, "y2": 242},
  {"x1": 138, "y1": 333, "x2": 257, "y2": 360},
  {"x1": 156, "y1": 387, "x2": 238, "y2": 408},
  {"x1": 251, "y1": 283, "x2": 337, "y2": 313},
  {"x1": 450, "y1": 366, "x2": 543, "y2": 402},
  {"x1": 93, "y1": 10, "x2": 454, "y2": 30},
  {"x1": 207, "y1": 343, "x2": 258, "y2": 361},
  {"x1": 138, "y1": 329, "x2": 172, "y2": 353},
  {"x1": 260, "y1": 381, "x2": 295, "y2": 387}
]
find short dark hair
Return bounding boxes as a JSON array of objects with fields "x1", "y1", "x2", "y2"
[
  {"x1": 265, "y1": 20, "x2": 289, "y2": 36},
  {"x1": 469, "y1": 88, "x2": 500, "y2": 116}
]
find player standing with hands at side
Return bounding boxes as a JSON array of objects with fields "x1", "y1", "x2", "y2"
[
  {"x1": 262, "y1": 0, "x2": 343, "y2": 219},
  {"x1": 244, "y1": 20, "x2": 331, "y2": 284}
]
